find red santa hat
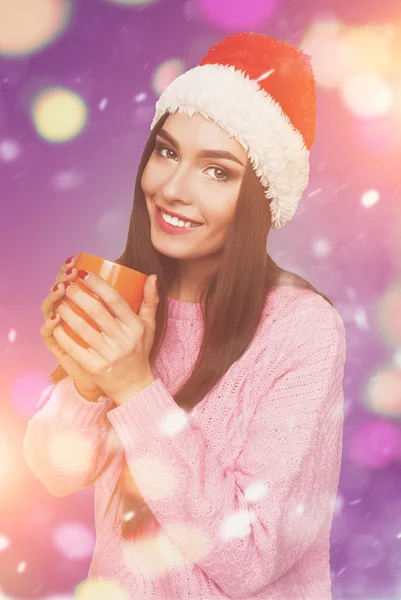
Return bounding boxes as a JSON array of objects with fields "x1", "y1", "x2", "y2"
[{"x1": 151, "y1": 32, "x2": 316, "y2": 229}]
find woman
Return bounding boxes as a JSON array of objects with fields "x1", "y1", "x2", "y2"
[{"x1": 23, "y1": 32, "x2": 346, "y2": 599}]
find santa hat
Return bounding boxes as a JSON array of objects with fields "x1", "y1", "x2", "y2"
[{"x1": 150, "y1": 32, "x2": 316, "y2": 229}]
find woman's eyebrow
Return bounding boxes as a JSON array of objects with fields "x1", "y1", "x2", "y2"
[{"x1": 157, "y1": 129, "x2": 245, "y2": 167}]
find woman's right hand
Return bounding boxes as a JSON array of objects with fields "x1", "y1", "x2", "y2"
[{"x1": 40, "y1": 257, "x2": 104, "y2": 402}]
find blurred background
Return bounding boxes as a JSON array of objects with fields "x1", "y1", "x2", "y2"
[{"x1": 1, "y1": 0, "x2": 401, "y2": 598}]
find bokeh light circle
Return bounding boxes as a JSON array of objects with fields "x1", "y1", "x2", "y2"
[
  {"x1": 153, "y1": 60, "x2": 185, "y2": 96},
  {"x1": 301, "y1": 20, "x2": 354, "y2": 89},
  {"x1": 0, "y1": 534, "x2": 10, "y2": 552},
  {"x1": 361, "y1": 189, "x2": 380, "y2": 209},
  {"x1": 365, "y1": 367, "x2": 401, "y2": 417},
  {"x1": 341, "y1": 26, "x2": 392, "y2": 78},
  {"x1": 0, "y1": 139, "x2": 20, "y2": 162},
  {"x1": 377, "y1": 282, "x2": 401, "y2": 347},
  {"x1": 75, "y1": 578, "x2": 130, "y2": 600},
  {"x1": 0, "y1": 0, "x2": 72, "y2": 57},
  {"x1": 341, "y1": 74, "x2": 393, "y2": 118},
  {"x1": 32, "y1": 87, "x2": 88, "y2": 142},
  {"x1": 53, "y1": 521, "x2": 95, "y2": 560}
]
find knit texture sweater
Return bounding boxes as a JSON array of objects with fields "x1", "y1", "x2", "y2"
[{"x1": 23, "y1": 285, "x2": 346, "y2": 600}]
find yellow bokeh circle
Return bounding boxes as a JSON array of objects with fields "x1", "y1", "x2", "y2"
[
  {"x1": 0, "y1": 0, "x2": 71, "y2": 57},
  {"x1": 32, "y1": 87, "x2": 88, "y2": 142}
]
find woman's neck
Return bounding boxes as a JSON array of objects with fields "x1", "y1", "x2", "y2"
[{"x1": 167, "y1": 281, "x2": 202, "y2": 303}]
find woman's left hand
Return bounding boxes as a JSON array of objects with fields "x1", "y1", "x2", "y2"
[{"x1": 52, "y1": 270, "x2": 159, "y2": 405}]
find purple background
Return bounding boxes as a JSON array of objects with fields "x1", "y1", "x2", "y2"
[{"x1": 1, "y1": 0, "x2": 401, "y2": 598}]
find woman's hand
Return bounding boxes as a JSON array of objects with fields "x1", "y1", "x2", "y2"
[
  {"x1": 40, "y1": 257, "x2": 104, "y2": 401},
  {"x1": 51, "y1": 269, "x2": 159, "y2": 405}
]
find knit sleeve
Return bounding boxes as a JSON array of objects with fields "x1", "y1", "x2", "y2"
[
  {"x1": 107, "y1": 293, "x2": 346, "y2": 598},
  {"x1": 23, "y1": 376, "x2": 113, "y2": 497}
]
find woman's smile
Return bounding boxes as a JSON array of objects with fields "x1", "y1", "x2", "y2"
[{"x1": 154, "y1": 204, "x2": 205, "y2": 236}]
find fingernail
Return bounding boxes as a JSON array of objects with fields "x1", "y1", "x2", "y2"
[
  {"x1": 65, "y1": 256, "x2": 74, "y2": 264},
  {"x1": 66, "y1": 267, "x2": 74, "y2": 275},
  {"x1": 53, "y1": 283, "x2": 59, "y2": 292},
  {"x1": 51, "y1": 313, "x2": 58, "y2": 320},
  {"x1": 64, "y1": 281, "x2": 72, "y2": 290},
  {"x1": 55, "y1": 301, "x2": 63, "y2": 309},
  {"x1": 78, "y1": 270, "x2": 89, "y2": 280}
]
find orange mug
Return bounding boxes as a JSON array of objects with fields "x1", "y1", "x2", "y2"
[{"x1": 62, "y1": 252, "x2": 147, "y2": 349}]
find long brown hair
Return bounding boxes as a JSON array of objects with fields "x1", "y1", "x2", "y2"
[{"x1": 48, "y1": 110, "x2": 334, "y2": 540}]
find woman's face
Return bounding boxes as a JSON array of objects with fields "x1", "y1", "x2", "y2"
[{"x1": 141, "y1": 111, "x2": 248, "y2": 261}]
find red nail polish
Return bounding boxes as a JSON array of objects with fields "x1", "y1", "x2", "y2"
[
  {"x1": 55, "y1": 301, "x2": 63, "y2": 309},
  {"x1": 78, "y1": 269, "x2": 89, "y2": 280},
  {"x1": 65, "y1": 256, "x2": 74, "y2": 264},
  {"x1": 66, "y1": 267, "x2": 73, "y2": 275},
  {"x1": 53, "y1": 284, "x2": 59, "y2": 292},
  {"x1": 51, "y1": 313, "x2": 58, "y2": 320},
  {"x1": 64, "y1": 281, "x2": 72, "y2": 290}
]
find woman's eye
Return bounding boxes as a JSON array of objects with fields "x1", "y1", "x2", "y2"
[
  {"x1": 206, "y1": 167, "x2": 229, "y2": 183},
  {"x1": 156, "y1": 145, "x2": 176, "y2": 160},
  {"x1": 155, "y1": 145, "x2": 229, "y2": 183}
]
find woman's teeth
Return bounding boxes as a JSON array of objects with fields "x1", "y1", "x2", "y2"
[{"x1": 160, "y1": 209, "x2": 202, "y2": 229}]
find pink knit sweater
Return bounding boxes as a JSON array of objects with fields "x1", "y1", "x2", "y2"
[{"x1": 23, "y1": 285, "x2": 346, "y2": 600}]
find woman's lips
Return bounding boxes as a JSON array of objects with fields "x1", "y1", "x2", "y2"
[{"x1": 155, "y1": 205, "x2": 204, "y2": 235}]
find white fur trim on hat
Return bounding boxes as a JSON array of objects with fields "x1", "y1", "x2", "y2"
[{"x1": 150, "y1": 63, "x2": 310, "y2": 229}]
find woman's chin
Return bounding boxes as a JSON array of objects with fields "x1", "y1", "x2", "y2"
[{"x1": 150, "y1": 233, "x2": 188, "y2": 258}]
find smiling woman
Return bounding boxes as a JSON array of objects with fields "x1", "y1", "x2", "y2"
[
  {"x1": 141, "y1": 110, "x2": 250, "y2": 297},
  {"x1": 24, "y1": 32, "x2": 346, "y2": 600}
]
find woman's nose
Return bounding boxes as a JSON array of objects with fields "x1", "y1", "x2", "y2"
[{"x1": 162, "y1": 166, "x2": 192, "y2": 199}]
